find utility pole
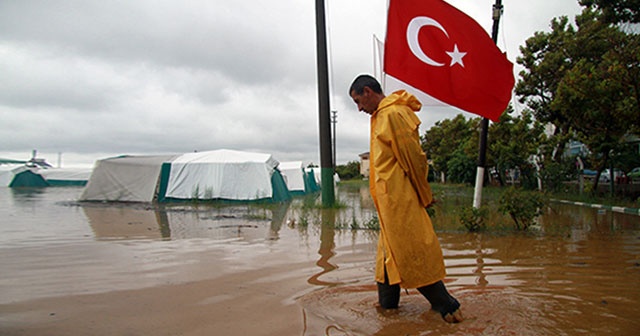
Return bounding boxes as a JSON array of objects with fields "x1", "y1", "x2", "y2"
[
  {"x1": 315, "y1": 0, "x2": 335, "y2": 206},
  {"x1": 473, "y1": 0, "x2": 503, "y2": 209}
]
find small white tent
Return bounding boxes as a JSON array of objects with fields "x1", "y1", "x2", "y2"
[
  {"x1": 279, "y1": 161, "x2": 306, "y2": 194},
  {"x1": 80, "y1": 155, "x2": 179, "y2": 202}
]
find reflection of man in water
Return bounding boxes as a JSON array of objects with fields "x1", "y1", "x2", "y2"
[{"x1": 349, "y1": 74, "x2": 463, "y2": 323}]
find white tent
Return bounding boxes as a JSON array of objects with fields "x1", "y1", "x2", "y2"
[
  {"x1": 160, "y1": 149, "x2": 282, "y2": 201},
  {"x1": 80, "y1": 155, "x2": 178, "y2": 202},
  {"x1": 279, "y1": 161, "x2": 306, "y2": 194}
]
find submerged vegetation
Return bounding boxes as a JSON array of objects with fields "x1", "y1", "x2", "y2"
[
  {"x1": 323, "y1": 181, "x2": 637, "y2": 234},
  {"x1": 498, "y1": 187, "x2": 548, "y2": 230}
]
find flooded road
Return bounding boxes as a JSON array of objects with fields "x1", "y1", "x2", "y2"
[{"x1": 0, "y1": 185, "x2": 639, "y2": 335}]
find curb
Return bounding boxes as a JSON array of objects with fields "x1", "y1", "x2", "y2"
[{"x1": 550, "y1": 199, "x2": 640, "y2": 216}]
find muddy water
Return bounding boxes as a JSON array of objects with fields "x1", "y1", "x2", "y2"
[{"x1": 0, "y1": 186, "x2": 639, "y2": 335}]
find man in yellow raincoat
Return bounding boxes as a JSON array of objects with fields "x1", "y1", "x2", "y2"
[{"x1": 349, "y1": 74, "x2": 463, "y2": 323}]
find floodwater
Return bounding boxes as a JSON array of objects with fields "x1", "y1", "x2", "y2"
[{"x1": 0, "y1": 185, "x2": 639, "y2": 335}]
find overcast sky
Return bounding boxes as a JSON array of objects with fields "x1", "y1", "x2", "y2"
[{"x1": 0, "y1": 0, "x2": 583, "y2": 168}]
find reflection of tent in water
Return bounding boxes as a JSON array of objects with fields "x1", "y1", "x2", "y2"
[
  {"x1": 80, "y1": 149, "x2": 291, "y2": 203},
  {"x1": 83, "y1": 206, "x2": 170, "y2": 240},
  {"x1": 82, "y1": 202, "x2": 291, "y2": 242},
  {"x1": 0, "y1": 165, "x2": 48, "y2": 187},
  {"x1": 279, "y1": 161, "x2": 320, "y2": 195}
]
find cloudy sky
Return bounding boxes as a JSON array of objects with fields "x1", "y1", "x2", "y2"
[{"x1": 0, "y1": 0, "x2": 583, "y2": 168}]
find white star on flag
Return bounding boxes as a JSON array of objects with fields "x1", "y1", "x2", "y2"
[{"x1": 446, "y1": 44, "x2": 466, "y2": 67}]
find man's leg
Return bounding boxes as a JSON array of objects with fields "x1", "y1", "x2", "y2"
[
  {"x1": 377, "y1": 268, "x2": 400, "y2": 309},
  {"x1": 417, "y1": 280, "x2": 463, "y2": 323}
]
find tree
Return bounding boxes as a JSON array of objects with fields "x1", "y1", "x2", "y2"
[
  {"x1": 552, "y1": 8, "x2": 639, "y2": 189},
  {"x1": 421, "y1": 109, "x2": 544, "y2": 187},
  {"x1": 516, "y1": 16, "x2": 577, "y2": 163},
  {"x1": 421, "y1": 114, "x2": 478, "y2": 182},
  {"x1": 579, "y1": 0, "x2": 640, "y2": 24},
  {"x1": 335, "y1": 160, "x2": 361, "y2": 180},
  {"x1": 487, "y1": 108, "x2": 546, "y2": 189},
  {"x1": 447, "y1": 146, "x2": 476, "y2": 184},
  {"x1": 517, "y1": 2, "x2": 639, "y2": 194}
]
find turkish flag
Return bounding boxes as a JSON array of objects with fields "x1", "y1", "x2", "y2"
[{"x1": 384, "y1": 0, "x2": 514, "y2": 122}]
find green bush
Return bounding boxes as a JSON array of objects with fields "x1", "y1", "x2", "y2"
[
  {"x1": 459, "y1": 205, "x2": 488, "y2": 232},
  {"x1": 498, "y1": 187, "x2": 547, "y2": 230}
]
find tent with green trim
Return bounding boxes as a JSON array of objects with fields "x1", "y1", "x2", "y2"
[
  {"x1": 280, "y1": 161, "x2": 322, "y2": 195},
  {"x1": 80, "y1": 155, "x2": 179, "y2": 202},
  {"x1": 279, "y1": 161, "x2": 308, "y2": 195},
  {"x1": 0, "y1": 165, "x2": 49, "y2": 187},
  {"x1": 158, "y1": 150, "x2": 290, "y2": 202}
]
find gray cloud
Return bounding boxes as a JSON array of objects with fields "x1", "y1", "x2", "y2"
[{"x1": 0, "y1": 0, "x2": 583, "y2": 167}]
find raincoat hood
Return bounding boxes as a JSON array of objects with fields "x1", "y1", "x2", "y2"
[{"x1": 374, "y1": 90, "x2": 422, "y2": 116}]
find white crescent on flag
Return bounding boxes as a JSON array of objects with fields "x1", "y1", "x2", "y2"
[
  {"x1": 406, "y1": 17, "x2": 448, "y2": 67},
  {"x1": 406, "y1": 16, "x2": 467, "y2": 68},
  {"x1": 374, "y1": 35, "x2": 467, "y2": 111}
]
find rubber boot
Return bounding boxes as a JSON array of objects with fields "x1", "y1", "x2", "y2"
[{"x1": 417, "y1": 280, "x2": 463, "y2": 322}]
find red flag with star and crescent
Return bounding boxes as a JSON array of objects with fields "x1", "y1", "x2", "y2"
[{"x1": 384, "y1": 0, "x2": 514, "y2": 122}]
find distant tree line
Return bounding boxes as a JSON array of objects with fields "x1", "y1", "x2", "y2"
[{"x1": 335, "y1": 160, "x2": 361, "y2": 180}]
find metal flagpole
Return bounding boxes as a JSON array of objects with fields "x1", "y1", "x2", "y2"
[
  {"x1": 473, "y1": 0, "x2": 503, "y2": 208},
  {"x1": 315, "y1": 0, "x2": 335, "y2": 206}
]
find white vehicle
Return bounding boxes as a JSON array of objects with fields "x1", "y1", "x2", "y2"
[{"x1": 599, "y1": 169, "x2": 625, "y2": 183}]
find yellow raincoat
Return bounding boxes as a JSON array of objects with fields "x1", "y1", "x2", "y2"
[{"x1": 370, "y1": 90, "x2": 446, "y2": 289}]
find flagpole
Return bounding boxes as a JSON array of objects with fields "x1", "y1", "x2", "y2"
[
  {"x1": 315, "y1": 0, "x2": 335, "y2": 207},
  {"x1": 473, "y1": 0, "x2": 503, "y2": 209}
]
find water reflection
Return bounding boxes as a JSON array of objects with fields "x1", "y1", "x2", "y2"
[
  {"x1": 308, "y1": 209, "x2": 339, "y2": 286},
  {"x1": 82, "y1": 202, "x2": 292, "y2": 243},
  {"x1": 83, "y1": 206, "x2": 169, "y2": 240},
  {"x1": 9, "y1": 187, "x2": 47, "y2": 200}
]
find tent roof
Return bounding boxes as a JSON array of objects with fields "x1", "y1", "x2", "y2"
[
  {"x1": 279, "y1": 161, "x2": 303, "y2": 170},
  {"x1": 173, "y1": 149, "x2": 277, "y2": 167}
]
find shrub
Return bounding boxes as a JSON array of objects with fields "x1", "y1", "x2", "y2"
[
  {"x1": 459, "y1": 205, "x2": 488, "y2": 232},
  {"x1": 498, "y1": 187, "x2": 547, "y2": 230}
]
